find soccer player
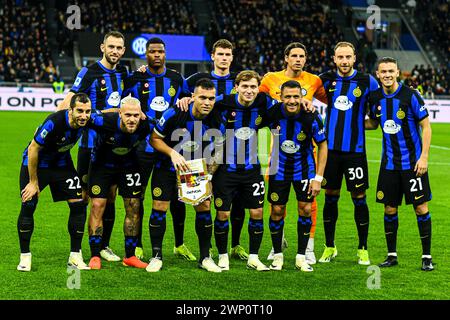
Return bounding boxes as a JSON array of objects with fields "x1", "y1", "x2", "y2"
[
  {"x1": 146, "y1": 78, "x2": 223, "y2": 273},
  {"x1": 260, "y1": 42, "x2": 328, "y2": 264},
  {"x1": 261, "y1": 80, "x2": 327, "y2": 272},
  {"x1": 213, "y1": 70, "x2": 276, "y2": 271},
  {"x1": 186, "y1": 39, "x2": 248, "y2": 260},
  {"x1": 366, "y1": 57, "x2": 433, "y2": 271},
  {"x1": 57, "y1": 31, "x2": 129, "y2": 262},
  {"x1": 86, "y1": 96, "x2": 151, "y2": 270},
  {"x1": 318, "y1": 42, "x2": 379, "y2": 265},
  {"x1": 124, "y1": 37, "x2": 194, "y2": 261},
  {"x1": 17, "y1": 93, "x2": 92, "y2": 271}
]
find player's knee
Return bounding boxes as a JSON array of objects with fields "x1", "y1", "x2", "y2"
[
  {"x1": 325, "y1": 189, "x2": 340, "y2": 197},
  {"x1": 414, "y1": 202, "x2": 428, "y2": 215},
  {"x1": 271, "y1": 205, "x2": 285, "y2": 219},
  {"x1": 153, "y1": 200, "x2": 169, "y2": 212},
  {"x1": 91, "y1": 199, "x2": 107, "y2": 218},
  {"x1": 351, "y1": 191, "x2": 366, "y2": 199},
  {"x1": 249, "y1": 208, "x2": 263, "y2": 220},
  {"x1": 384, "y1": 205, "x2": 398, "y2": 215},
  {"x1": 217, "y1": 211, "x2": 230, "y2": 221},
  {"x1": 195, "y1": 200, "x2": 210, "y2": 212},
  {"x1": 298, "y1": 202, "x2": 311, "y2": 217}
]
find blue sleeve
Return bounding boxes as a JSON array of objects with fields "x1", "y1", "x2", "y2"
[
  {"x1": 411, "y1": 91, "x2": 428, "y2": 121},
  {"x1": 369, "y1": 75, "x2": 379, "y2": 92},
  {"x1": 155, "y1": 108, "x2": 177, "y2": 137},
  {"x1": 34, "y1": 119, "x2": 55, "y2": 145},
  {"x1": 266, "y1": 95, "x2": 277, "y2": 108},
  {"x1": 312, "y1": 114, "x2": 326, "y2": 143},
  {"x1": 70, "y1": 67, "x2": 91, "y2": 93},
  {"x1": 87, "y1": 111, "x2": 104, "y2": 130}
]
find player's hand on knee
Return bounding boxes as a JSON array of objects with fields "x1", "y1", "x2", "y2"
[
  {"x1": 414, "y1": 157, "x2": 428, "y2": 177},
  {"x1": 300, "y1": 98, "x2": 315, "y2": 113},
  {"x1": 21, "y1": 182, "x2": 40, "y2": 202},
  {"x1": 175, "y1": 97, "x2": 193, "y2": 112}
]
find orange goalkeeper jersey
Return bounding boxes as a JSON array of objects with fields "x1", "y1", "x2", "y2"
[{"x1": 259, "y1": 70, "x2": 327, "y2": 104}]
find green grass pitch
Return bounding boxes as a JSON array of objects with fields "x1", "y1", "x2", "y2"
[{"x1": 0, "y1": 111, "x2": 448, "y2": 300}]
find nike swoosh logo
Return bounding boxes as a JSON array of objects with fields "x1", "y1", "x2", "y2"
[
  {"x1": 149, "y1": 224, "x2": 159, "y2": 227},
  {"x1": 215, "y1": 231, "x2": 226, "y2": 235},
  {"x1": 303, "y1": 232, "x2": 310, "y2": 236},
  {"x1": 255, "y1": 231, "x2": 263, "y2": 234},
  {"x1": 329, "y1": 89, "x2": 336, "y2": 92},
  {"x1": 307, "y1": 195, "x2": 313, "y2": 199},
  {"x1": 415, "y1": 195, "x2": 424, "y2": 200},
  {"x1": 420, "y1": 235, "x2": 429, "y2": 239},
  {"x1": 385, "y1": 232, "x2": 393, "y2": 235},
  {"x1": 76, "y1": 231, "x2": 84, "y2": 234},
  {"x1": 376, "y1": 114, "x2": 382, "y2": 118},
  {"x1": 77, "y1": 192, "x2": 82, "y2": 196},
  {"x1": 133, "y1": 191, "x2": 141, "y2": 195},
  {"x1": 258, "y1": 200, "x2": 264, "y2": 204},
  {"x1": 205, "y1": 224, "x2": 213, "y2": 228},
  {"x1": 142, "y1": 90, "x2": 150, "y2": 94},
  {"x1": 356, "y1": 183, "x2": 364, "y2": 188},
  {"x1": 101, "y1": 87, "x2": 108, "y2": 91},
  {"x1": 19, "y1": 229, "x2": 31, "y2": 232},
  {"x1": 228, "y1": 120, "x2": 237, "y2": 123},
  {"x1": 360, "y1": 222, "x2": 369, "y2": 226}
]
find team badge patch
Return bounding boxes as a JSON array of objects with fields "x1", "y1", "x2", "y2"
[
  {"x1": 321, "y1": 178, "x2": 327, "y2": 187},
  {"x1": 215, "y1": 198, "x2": 223, "y2": 208},
  {"x1": 353, "y1": 87, "x2": 362, "y2": 97},
  {"x1": 255, "y1": 115, "x2": 262, "y2": 126},
  {"x1": 377, "y1": 191, "x2": 384, "y2": 200},
  {"x1": 270, "y1": 192, "x2": 279, "y2": 202},
  {"x1": 168, "y1": 86, "x2": 176, "y2": 97},
  {"x1": 91, "y1": 185, "x2": 101, "y2": 195},
  {"x1": 153, "y1": 187, "x2": 162, "y2": 197},
  {"x1": 396, "y1": 110, "x2": 405, "y2": 120},
  {"x1": 297, "y1": 132, "x2": 306, "y2": 141},
  {"x1": 230, "y1": 88, "x2": 237, "y2": 94}
]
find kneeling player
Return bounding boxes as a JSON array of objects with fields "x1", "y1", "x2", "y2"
[
  {"x1": 262, "y1": 80, "x2": 327, "y2": 272},
  {"x1": 366, "y1": 57, "x2": 434, "y2": 271}
]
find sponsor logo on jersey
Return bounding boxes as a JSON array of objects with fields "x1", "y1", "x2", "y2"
[
  {"x1": 383, "y1": 120, "x2": 401, "y2": 134},
  {"x1": 235, "y1": 127, "x2": 255, "y2": 140},
  {"x1": 281, "y1": 140, "x2": 300, "y2": 154},
  {"x1": 150, "y1": 96, "x2": 169, "y2": 112},
  {"x1": 107, "y1": 91, "x2": 121, "y2": 107},
  {"x1": 334, "y1": 95, "x2": 353, "y2": 111}
]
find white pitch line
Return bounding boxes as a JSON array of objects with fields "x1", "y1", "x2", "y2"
[
  {"x1": 366, "y1": 137, "x2": 450, "y2": 151},
  {"x1": 367, "y1": 159, "x2": 450, "y2": 166}
]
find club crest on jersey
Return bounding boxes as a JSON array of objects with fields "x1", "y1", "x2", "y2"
[
  {"x1": 334, "y1": 95, "x2": 353, "y2": 111},
  {"x1": 235, "y1": 127, "x2": 255, "y2": 140},
  {"x1": 181, "y1": 141, "x2": 200, "y2": 152},
  {"x1": 281, "y1": 140, "x2": 300, "y2": 154},
  {"x1": 353, "y1": 87, "x2": 362, "y2": 97},
  {"x1": 168, "y1": 86, "x2": 176, "y2": 97},
  {"x1": 150, "y1": 96, "x2": 169, "y2": 112},
  {"x1": 377, "y1": 191, "x2": 384, "y2": 200},
  {"x1": 396, "y1": 110, "x2": 405, "y2": 120},
  {"x1": 215, "y1": 198, "x2": 223, "y2": 208},
  {"x1": 383, "y1": 120, "x2": 401, "y2": 134},
  {"x1": 153, "y1": 187, "x2": 162, "y2": 197},
  {"x1": 107, "y1": 91, "x2": 121, "y2": 107},
  {"x1": 297, "y1": 132, "x2": 306, "y2": 141},
  {"x1": 40, "y1": 129, "x2": 48, "y2": 139},
  {"x1": 270, "y1": 192, "x2": 279, "y2": 202},
  {"x1": 255, "y1": 115, "x2": 262, "y2": 126},
  {"x1": 91, "y1": 185, "x2": 101, "y2": 195}
]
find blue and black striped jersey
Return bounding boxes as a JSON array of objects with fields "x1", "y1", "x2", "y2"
[
  {"x1": 123, "y1": 67, "x2": 190, "y2": 154},
  {"x1": 154, "y1": 105, "x2": 225, "y2": 171},
  {"x1": 320, "y1": 70, "x2": 379, "y2": 153},
  {"x1": 22, "y1": 110, "x2": 85, "y2": 168},
  {"x1": 70, "y1": 61, "x2": 130, "y2": 148},
  {"x1": 368, "y1": 84, "x2": 428, "y2": 171},
  {"x1": 89, "y1": 113, "x2": 152, "y2": 169},
  {"x1": 261, "y1": 103, "x2": 326, "y2": 181},
  {"x1": 186, "y1": 71, "x2": 237, "y2": 96},
  {"x1": 215, "y1": 93, "x2": 277, "y2": 172}
]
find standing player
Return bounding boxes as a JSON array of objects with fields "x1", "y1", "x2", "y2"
[
  {"x1": 57, "y1": 31, "x2": 129, "y2": 262},
  {"x1": 86, "y1": 96, "x2": 152, "y2": 270},
  {"x1": 318, "y1": 42, "x2": 379, "y2": 265},
  {"x1": 261, "y1": 80, "x2": 327, "y2": 272},
  {"x1": 366, "y1": 57, "x2": 433, "y2": 271},
  {"x1": 124, "y1": 37, "x2": 194, "y2": 261},
  {"x1": 146, "y1": 78, "x2": 223, "y2": 273},
  {"x1": 17, "y1": 93, "x2": 92, "y2": 271},
  {"x1": 213, "y1": 70, "x2": 276, "y2": 271},
  {"x1": 260, "y1": 42, "x2": 328, "y2": 264},
  {"x1": 186, "y1": 39, "x2": 248, "y2": 260}
]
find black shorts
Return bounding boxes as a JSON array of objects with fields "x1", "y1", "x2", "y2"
[
  {"x1": 268, "y1": 178, "x2": 314, "y2": 205},
  {"x1": 212, "y1": 168, "x2": 265, "y2": 211},
  {"x1": 151, "y1": 168, "x2": 177, "y2": 202},
  {"x1": 376, "y1": 167, "x2": 432, "y2": 207},
  {"x1": 323, "y1": 150, "x2": 369, "y2": 192},
  {"x1": 77, "y1": 147, "x2": 91, "y2": 189},
  {"x1": 137, "y1": 151, "x2": 157, "y2": 187},
  {"x1": 20, "y1": 164, "x2": 82, "y2": 202},
  {"x1": 88, "y1": 165, "x2": 142, "y2": 199}
]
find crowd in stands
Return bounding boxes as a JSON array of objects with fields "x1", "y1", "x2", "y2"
[
  {"x1": 0, "y1": 0, "x2": 58, "y2": 83},
  {"x1": 210, "y1": 0, "x2": 344, "y2": 75},
  {"x1": 402, "y1": 65, "x2": 449, "y2": 97}
]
